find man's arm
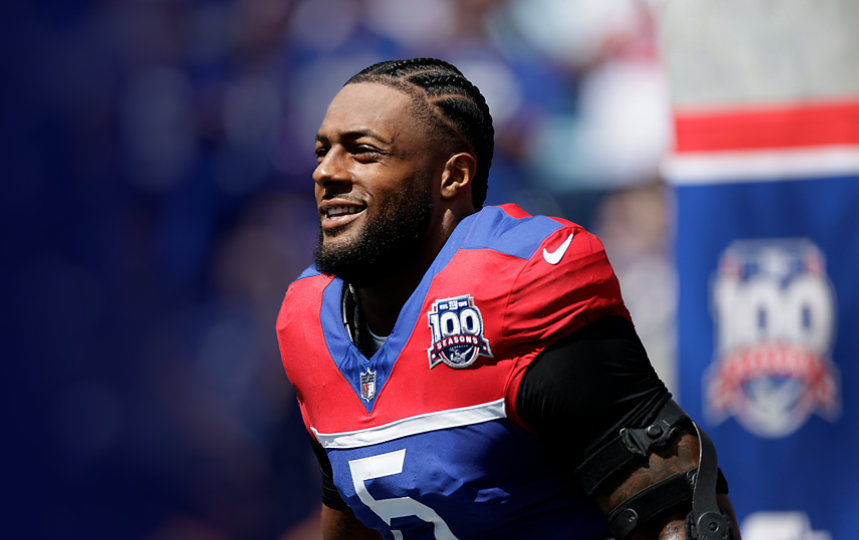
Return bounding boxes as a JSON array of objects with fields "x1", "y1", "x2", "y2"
[
  {"x1": 595, "y1": 428, "x2": 741, "y2": 539},
  {"x1": 321, "y1": 504, "x2": 383, "y2": 540},
  {"x1": 516, "y1": 316, "x2": 740, "y2": 539}
]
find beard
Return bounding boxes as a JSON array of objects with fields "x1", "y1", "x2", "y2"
[{"x1": 313, "y1": 183, "x2": 434, "y2": 286}]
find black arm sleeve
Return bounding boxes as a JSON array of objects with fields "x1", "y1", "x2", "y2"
[
  {"x1": 516, "y1": 316, "x2": 670, "y2": 465},
  {"x1": 310, "y1": 437, "x2": 350, "y2": 510}
]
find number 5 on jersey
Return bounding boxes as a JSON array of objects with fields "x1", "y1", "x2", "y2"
[{"x1": 348, "y1": 449, "x2": 458, "y2": 539}]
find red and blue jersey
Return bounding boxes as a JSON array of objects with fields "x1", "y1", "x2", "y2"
[{"x1": 277, "y1": 204, "x2": 629, "y2": 539}]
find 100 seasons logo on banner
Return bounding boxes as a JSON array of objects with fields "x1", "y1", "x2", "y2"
[{"x1": 706, "y1": 239, "x2": 841, "y2": 438}]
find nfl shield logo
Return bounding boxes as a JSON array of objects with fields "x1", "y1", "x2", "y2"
[{"x1": 360, "y1": 368, "x2": 376, "y2": 402}]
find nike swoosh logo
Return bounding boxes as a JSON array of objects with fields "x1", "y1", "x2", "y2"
[{"x1": 542, "y1": 233, "x2": 574, "y2": 264}]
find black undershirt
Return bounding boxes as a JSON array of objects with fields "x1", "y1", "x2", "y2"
[
  {"x1": 313, "y1": 315, "x2": 669, "y2": 510},
  {"x1": 516, "y1": 316, "x2": 669, "y2": 463}
]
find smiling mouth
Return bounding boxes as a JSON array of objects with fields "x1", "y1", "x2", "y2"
[
  {"x1": 321, "y1": 204, "x2": 366, "y2": 229},
  {"x1": 326, "y1": 206, "x2": 363, "y2": 219}
]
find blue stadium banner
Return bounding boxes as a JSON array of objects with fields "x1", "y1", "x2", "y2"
[{"x1": 666, "y1": 101, "x2": 859, "y2": 539}]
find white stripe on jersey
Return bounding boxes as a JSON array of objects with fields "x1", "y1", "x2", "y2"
[{"x1": 312, "y1": 399, "x2": 507, "y2": 449}]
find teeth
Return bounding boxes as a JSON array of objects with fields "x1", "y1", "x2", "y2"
[{"x1": 327, "y1": 206, "x2": 361, "y2": 218}]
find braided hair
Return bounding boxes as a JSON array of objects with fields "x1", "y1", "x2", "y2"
[{"x1": 346, "y1": 58, "x2": 495, "y2": 209}]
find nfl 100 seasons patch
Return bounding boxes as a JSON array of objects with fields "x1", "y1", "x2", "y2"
[{"x1": 427, "y1": 295, "x2": 493, "y2": 369}]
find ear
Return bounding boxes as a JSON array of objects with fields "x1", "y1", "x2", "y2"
[{"x1": 439, "y1": 152, "x2": 477, "y2": 202}]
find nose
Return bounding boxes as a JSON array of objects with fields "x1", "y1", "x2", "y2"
[{"x1": 313, "y1": 147, "x2": 350, "y2": 186}]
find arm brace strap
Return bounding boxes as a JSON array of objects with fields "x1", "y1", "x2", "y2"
[
  {"x1": 685, "y1": 425, "x2": 732, "y2": 540},
  {"x1": 576, "y1": 399, "x2": 732, "y2": 539},
  {"x1": 575, "y1": 398, "x2": 688, "y2": 497}
]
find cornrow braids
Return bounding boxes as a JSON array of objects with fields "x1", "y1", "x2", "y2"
[{"x1": 345, "y1": 58, "x2": 495, "y2": 209}]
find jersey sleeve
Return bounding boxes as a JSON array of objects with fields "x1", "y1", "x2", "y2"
[
  {"x1": 515, "y1": 316, "x2": 669, "y2": 461},
  {"x1": 501, "y1": 224, "x2": 630, "y2": 348}
]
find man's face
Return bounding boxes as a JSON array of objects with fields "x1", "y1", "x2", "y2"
[{"x1": 312, "y1": 82, "x2": 440, "y2": 285}]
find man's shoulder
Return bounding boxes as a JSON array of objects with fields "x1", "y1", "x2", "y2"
[
  {"x1": 462, "y1": 204, "x2": 581, "y2": 261},
  {"x1": 285, "y1": 265, "x2": 333, "y2": 293},
  {"x1": 277, "y1": 266, "x2": 336, "y2": 324}
]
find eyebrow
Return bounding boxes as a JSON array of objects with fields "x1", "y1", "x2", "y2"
[{"x1": 315, "y1": 129, "x2": 391, "y2": 145}]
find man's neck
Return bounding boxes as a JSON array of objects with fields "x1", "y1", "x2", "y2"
[{"x1": 355, "y1": 271, "x2": 421, "y2": 336}]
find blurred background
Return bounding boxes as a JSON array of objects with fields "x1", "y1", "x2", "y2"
[{"x1": 3, "y1": 0, "x2": 856, "y2": 539}]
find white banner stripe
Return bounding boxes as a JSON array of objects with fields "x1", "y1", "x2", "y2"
[
  {"x1": 663, "y1": 146, "x2": 859, "y2": 185},
  {"x1": 312, "y1": 399, "x2": 507, "y2": 449}
]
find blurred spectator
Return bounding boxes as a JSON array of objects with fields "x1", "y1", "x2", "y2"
[{"x1": 594, "y1": 181, "x2": 678, "y2": 392}]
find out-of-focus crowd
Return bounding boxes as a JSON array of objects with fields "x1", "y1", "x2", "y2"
[{"x1": 2, "y1": 1, "x2": 675, "y2": 538}]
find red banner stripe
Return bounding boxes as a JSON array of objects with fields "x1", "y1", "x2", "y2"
[{"x1": 673, "y1": 100, "x2": 859, "y2": 152}]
